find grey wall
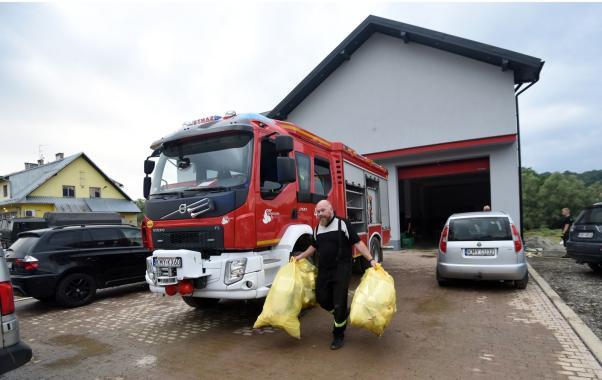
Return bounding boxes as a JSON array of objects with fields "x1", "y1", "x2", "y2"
[{"x1": 287, "y1": 33, "x2": 517, "y2": 155}]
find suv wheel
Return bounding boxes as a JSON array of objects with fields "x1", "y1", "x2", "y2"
[
  {"x1": 588, "y1": 263, "x2": 602, "y2": 273},
  {"x1": 182, "y1": 296, "x2": 220, "y2": 309},
  {"x1": 514, "y1": 272, "x2": 529, "y2": 289},
  {"x1": 56, "y1": 273, "x2": 97, "y2": 307}
]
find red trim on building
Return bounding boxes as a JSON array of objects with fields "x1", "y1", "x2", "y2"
[
  {"x1": 365, "y1": 134, "x2": 516, "y2": 160},
  {"x1": 398, "y1": 158, "x2": 490, "y2": 180}
]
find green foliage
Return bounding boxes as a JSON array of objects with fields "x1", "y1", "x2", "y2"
[
  {"x1": 523, "y1": 228, "x2": 562, "y2": 239},
  {"x1": 522, "y1": 168, "x2": 602, "y2": 229},
  {"x1": 135, "y1": 199, "x2": 146, "y2": 225}
]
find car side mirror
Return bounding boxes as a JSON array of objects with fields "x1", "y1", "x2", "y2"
[
  {"x1": 275, "y1": 135, "x2": 293, "y2": 155},
  {"x1": 144, "y1": 159, "x2": 155, "y2": 175},
  {"x1": 277, "y1": 157, "x2": 296, "y2": 183},
  {"x1": 143, "y1": 177, "x2": 152, "y2": 199}
]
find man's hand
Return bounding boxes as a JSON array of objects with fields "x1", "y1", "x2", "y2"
[{"x1": 370, "y1": 259, "x2": 378, "y2": 268}]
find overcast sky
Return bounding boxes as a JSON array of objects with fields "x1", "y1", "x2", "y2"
[{"x1": 1, "y1": 2, "x2": 601, "y2": 200}]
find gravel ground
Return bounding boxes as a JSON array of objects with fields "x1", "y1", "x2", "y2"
[{"x1": 526, "y1": 236, "x2": 602, "y2": 340}]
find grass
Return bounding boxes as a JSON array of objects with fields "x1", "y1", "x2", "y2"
[{"x1": 524, "y1": 228, "x2": 562, "y2": 239}]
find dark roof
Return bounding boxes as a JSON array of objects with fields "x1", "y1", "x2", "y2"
[{"x1": 268, "y1": 15, "x2": 545, "y2": 120}]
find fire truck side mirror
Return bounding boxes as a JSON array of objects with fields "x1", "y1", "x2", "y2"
[
  {"x1": 144, "y1": 159, "x2": 155, "y2": 175},
  {"x1": 143, "y1": 177, "x2": 152, "y2": 199},
  {"x1": 275, "y1": 135, "x2": 293, "y2": 155},
  {"x1": 277, "y1": 157, "x2": 296, "y2": 183}
]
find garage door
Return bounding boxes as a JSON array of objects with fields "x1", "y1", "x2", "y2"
[{"x1": 398, "y1": 158, "x2": 490, "y2": 245}]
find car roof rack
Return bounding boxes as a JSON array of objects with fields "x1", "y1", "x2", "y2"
[{"x1": 51, "y1": 223, "x2": 136, "y2": 230}]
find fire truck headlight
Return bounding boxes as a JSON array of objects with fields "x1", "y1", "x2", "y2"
[{"x1": 225, "y1": 258, "x2": 247, "y2": 285}]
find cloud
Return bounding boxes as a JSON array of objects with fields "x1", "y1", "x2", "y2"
[{"x1": 1, "y1": 2, "x2": 602, "y2": 200}]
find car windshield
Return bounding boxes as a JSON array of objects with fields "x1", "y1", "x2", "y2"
[
  {"x1": 151, "y1": 132, "x2": 253, "y2": 195},
  {"x1": 575, "y1": 207, "x2": 602, "y2": 225},
  {"x1": 6, "y1": 236, "x2": 40, "y2": 258},
  {"x1": 449, "y1": 217, "x2": 512, "y2": 241}
]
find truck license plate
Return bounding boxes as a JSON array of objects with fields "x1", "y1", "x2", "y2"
[
  {"x1": 153, "y1": 257, "x2": 182, "y2": 268},
  {"x1": 465, "y1": 248, "x2": 496, "y2": 256},
  {"x1": 578, "y1": 232, "x2": 594, "y2": 239}
]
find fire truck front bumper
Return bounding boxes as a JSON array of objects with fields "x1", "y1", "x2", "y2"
[{"x1": 145, "y1": 249, "x2": 281, "y2": 300}]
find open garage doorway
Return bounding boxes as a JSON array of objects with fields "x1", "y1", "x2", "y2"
[{"x1": 398, "y1": 158, "x2": 490, "y2": 247}]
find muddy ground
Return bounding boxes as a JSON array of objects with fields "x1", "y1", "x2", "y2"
[{"x1": 526, "y1": 236, "x2": 602, "y2": 340}]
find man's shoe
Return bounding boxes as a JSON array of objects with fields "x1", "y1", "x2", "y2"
[{"x1": 330, "y1": 336, "x2": 344, "y2": 350}]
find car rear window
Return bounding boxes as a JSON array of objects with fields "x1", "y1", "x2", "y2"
[
  {"x1": 575, "y1": 207, "x2": 602, "y2": 225},
  {"x1": 449, "y1": 217, "x2": 512, "y2": 241},
  {"x1": 6, "y1": 236, "x2": 40, "y2": 258},
  {"x1": 46, "y1": 230, "x2": 83, "y2": 250}
]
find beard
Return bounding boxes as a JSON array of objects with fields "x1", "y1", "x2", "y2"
[{"x1": 319, "y1": 215, "x2": 331, "y2": 226}]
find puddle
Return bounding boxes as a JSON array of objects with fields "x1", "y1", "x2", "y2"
[
  {"x1": 415, "y1": 295, "x2": 450, "y2": 314},
  {"x1": 45, "y1": 334, "x2": 112, "y2": 368}
]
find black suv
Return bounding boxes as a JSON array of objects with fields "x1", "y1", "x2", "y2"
[
  {"x1": 567, "y1": 203, "x2": 602, "y2": 273},
  {"x1": 5, "y1": 225, "x2": 151, "y2": 307}
]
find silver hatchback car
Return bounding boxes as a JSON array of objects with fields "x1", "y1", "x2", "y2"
[{"x1": 436, "y1": 211, "x2": 528, "y2": 289}]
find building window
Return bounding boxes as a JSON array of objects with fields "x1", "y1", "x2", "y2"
[
  {"x1": 2, "y1": 184, "x2": 7, "y2": 197},
  {"x1": 63, "y1": 185, "x2": 75, "y2": 198},
  {"x1": 24, "y1": 210, "x2": 35, "y2": 217},
  {"x1": 90, "y1": 187, "x2": 101, "y2": 198}
]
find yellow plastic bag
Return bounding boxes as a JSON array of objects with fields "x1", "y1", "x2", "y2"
[
  {"x1": 350, "y1": 264, "x2": 397, "y2": 337},
  {"x1": 296, "y1": 258, "x2": 317, "y2": 309},
  {"x1": 253, "y1": 259, "x2": 303, "y2": 339}
]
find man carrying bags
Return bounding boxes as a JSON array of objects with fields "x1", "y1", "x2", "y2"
[{"x1": 294, "y1": 200, "x2": 377, "y2": 350}]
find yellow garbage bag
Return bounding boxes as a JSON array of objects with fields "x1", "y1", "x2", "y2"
[
  {"x1": 253, "y1": 259, "x2": 303, "y2": 339},
  {"x1": 297, "y1": 258, "x2": 317, "y2": 309},
  {"x1": 350, "y1": 264, "x2": 397, "y2": 337}
]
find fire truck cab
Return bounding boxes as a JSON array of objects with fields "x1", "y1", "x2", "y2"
[{"x1": 142, "y1": 112, "x2": 390, "y2": 307}]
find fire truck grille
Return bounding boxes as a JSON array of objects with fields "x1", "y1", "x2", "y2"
[{"x1": 152, "y1": 226, "x2": 224, "y2": 250}]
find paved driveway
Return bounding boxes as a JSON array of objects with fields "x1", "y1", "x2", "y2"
[{"x1": 5, "y1": 250, "x2": 602, "y2": 379}]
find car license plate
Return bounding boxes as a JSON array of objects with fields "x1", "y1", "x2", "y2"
[
  {"x1": 465, "y1": 248, "x2": 496, "y2": 256},
  {"x1": 578, "y1": 232, "x2": 594, "y2": 239},
  {"x1": 153, "y1": 257, "x2": 182, "y2": 268}
]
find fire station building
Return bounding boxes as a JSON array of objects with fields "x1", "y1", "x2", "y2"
[{"x1": 268, "y1": 15, "x2": 544, "y2": 249}]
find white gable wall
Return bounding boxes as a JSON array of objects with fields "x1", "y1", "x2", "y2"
[
  {"x1": 285, "y1": 32, "x2": 521, "y2": 248},
  {"x1": 287, "y1": 33, "x2": 517, "y2": 154}
]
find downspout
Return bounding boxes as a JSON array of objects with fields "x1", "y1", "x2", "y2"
[{"x1": 514, "y1": 79, "x2": 539, "y2": 237}]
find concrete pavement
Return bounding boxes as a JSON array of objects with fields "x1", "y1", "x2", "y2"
[{"x1": 5, "y1": 250, "x2": 602, "y2": 379}]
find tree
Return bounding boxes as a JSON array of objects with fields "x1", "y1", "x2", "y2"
[{"x1": 135, "y1": 199, "x2": 146, "y2": 225}]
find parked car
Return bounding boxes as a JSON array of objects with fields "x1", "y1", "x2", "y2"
[
  {"x1": 0, "y1": 248, "x2": 32, "y2": 375},
  {"x1": 566, "y1": 202, "x2": 602, "y2": 273},
  {"x1": 436, "y1": 211, "x2": 528, "y2": 289},
  {"x1": 5, "y1": 224, "x2": 151, "y2": 308}
]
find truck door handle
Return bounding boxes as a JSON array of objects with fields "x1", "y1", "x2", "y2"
[{"x1": 291, "y1": 209, "x2": 298, "y2": 219}]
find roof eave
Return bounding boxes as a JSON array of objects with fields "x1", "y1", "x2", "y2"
[{"x1": 268, "y1": 15, "x2": 544, "y2": 121}]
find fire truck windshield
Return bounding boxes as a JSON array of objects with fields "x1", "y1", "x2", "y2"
[{"x1": 151, "y1": 133, "x2": 253, "y2": 195}]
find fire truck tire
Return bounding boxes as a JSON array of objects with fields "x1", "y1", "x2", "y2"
[
  {"x1": 182, "y1": 296, "x2": 220, "y2": 309},
  {"x1": 370, "y1": 238, "x2": 383, "y2": 263},
  {"x1": 353, "y1": 238, "x2": 382, "y2": 274}
]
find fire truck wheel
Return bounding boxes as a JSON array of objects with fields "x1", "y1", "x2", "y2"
[
  {"x1": 182, "y1": 296, "x2": 220, "y2": 309},
  {"x1": 370, "y1": 238, "x2": 382, "y2": 263}
]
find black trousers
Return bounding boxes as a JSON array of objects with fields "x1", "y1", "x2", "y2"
[{"x1": 316, "y1": 263, "x2": 352, "y2": 338}]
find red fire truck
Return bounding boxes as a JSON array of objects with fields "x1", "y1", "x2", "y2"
[{"x1": 142, "y1": 112, "x2": 390, "y2": 308}]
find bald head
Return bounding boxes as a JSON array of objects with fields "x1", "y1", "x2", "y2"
[{"x1": 316, "y1": 200, "x2": 334, "y2": 225}]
